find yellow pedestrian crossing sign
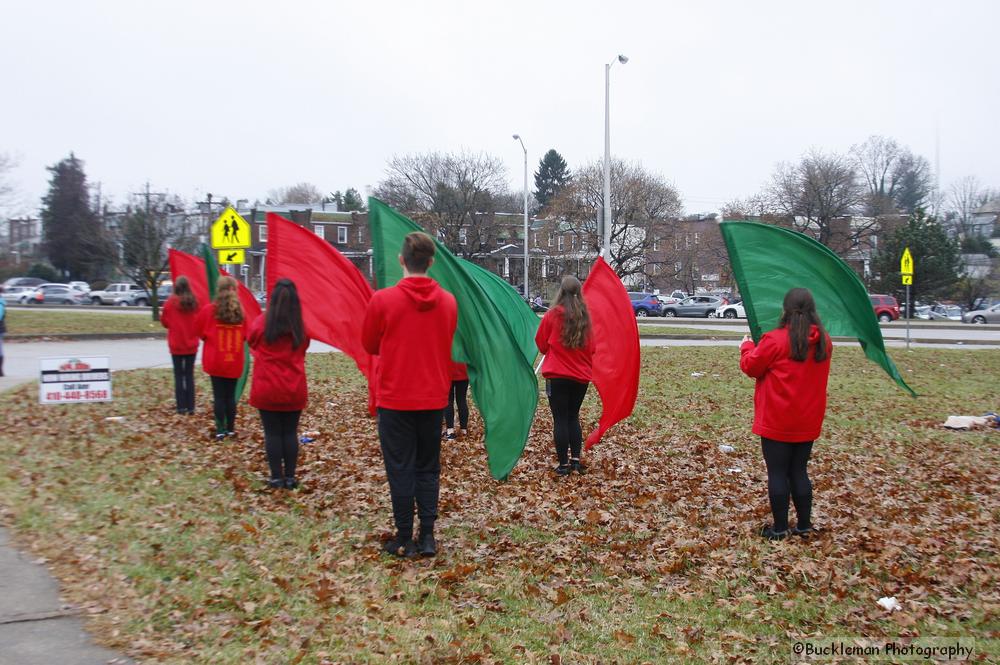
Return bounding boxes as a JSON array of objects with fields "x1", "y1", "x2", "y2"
[
  {"x1": 211, "y1": 206, "x2": 251, "y2": 250},
  {"x1": 900, "y1": 247, "x2": 914, "y2": 275},
  {"x1": 219, "y1": 249, "x2": 245, "y2": 265}
]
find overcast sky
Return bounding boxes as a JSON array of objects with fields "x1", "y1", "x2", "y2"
[{"x1": 2, "y1": 0, "x2": 998, "y2": 216}]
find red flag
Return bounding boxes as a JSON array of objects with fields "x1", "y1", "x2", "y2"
[
  {"x1": 265, "y1": 213, "x2": 376, "y2": 409},
  {"x1": 582, "y1": 256, "x2": 640, "y2": 450},
  {"x1": 168, "y1": 248, "x2": 262, "y2": 323}
]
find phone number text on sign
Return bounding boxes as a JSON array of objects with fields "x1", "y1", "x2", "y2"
[{"x1": 39, "y1": 356, "x2": 113, "y2": 404}]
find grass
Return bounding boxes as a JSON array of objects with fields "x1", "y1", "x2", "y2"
[
  {"x1": 637, "y1": 324, "x2": 743, "y2": 337},
  {"x1": 0, "y1": 347, "x2": 998, "y2": 663},
  {"x1": 5, "y1": 308, "x2": 163, "y2": 336}
]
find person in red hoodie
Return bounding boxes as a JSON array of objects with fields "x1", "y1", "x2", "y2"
[
  {"x1": 444, "y1": 361, "x2": 469, "y2": 440},
  {"x1": 196, "y1": 275, "x2": 248, "y2": 440},
  {"x1": 740, "y1": 287, "x2": 832, "y2": 541},
  {"x1": 535, "y1": 275, "x2": 595, "y2": 476},
  {"x1": 160, "y1": 276, "x2": 200, "y2": 415},
  {"x1": 362, "y1": 232, "x2": 457, "y2": 558},
  {"x1": 248, "y1": 278, "x2": 310, "y2": 490}
]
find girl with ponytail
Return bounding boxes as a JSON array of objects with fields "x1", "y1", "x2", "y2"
[
  {"x1": 196, "y1": 275, "x2": 249, "y2": 440},
  {"x1": 534, "y1": 275, "x2": 596, "y2": 476},
  {"x1": 740, "y1": 288, "x2": 832, "y2": 540}
]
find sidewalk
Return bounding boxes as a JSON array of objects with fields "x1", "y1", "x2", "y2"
[{"x1": 0, "y1": 528, "x2": 132, "y2": 665}]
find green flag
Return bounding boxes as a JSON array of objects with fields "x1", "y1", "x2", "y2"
[
  {"x1": 720, "y1": 221, "x2": 915, "y2": 396},
  {"x1": 458, "y1": 258, "x2": 539, "y2": 367},
  {"x1": 200, "y1": 243, "x2": 252, "y2": 414},
  {"x1": 368, "y1": 198, "x2": 539, "y2": 479}
]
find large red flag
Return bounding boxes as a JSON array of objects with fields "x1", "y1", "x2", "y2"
[
  {"x1": 168, "y1": 248, "x2": 262, "y2": 323},
  {"x1": 265, "y1": 213, "x2": 376, "y2": 406},
  {"x1": 582, "y1": 256, "x2": 640, "y2": 450}
]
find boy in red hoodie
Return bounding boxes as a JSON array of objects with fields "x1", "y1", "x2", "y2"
[{"x1": 362, "y1": 232, "x2": 457, "y2": 558}]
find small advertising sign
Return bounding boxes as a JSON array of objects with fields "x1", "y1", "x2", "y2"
[{"x1": 39, "y1": 356, "x2": 112, "y2": 404}]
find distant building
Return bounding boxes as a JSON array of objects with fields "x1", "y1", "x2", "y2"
[{"x1": 6, "y1": 217, "x2": 42, "y2": 261}]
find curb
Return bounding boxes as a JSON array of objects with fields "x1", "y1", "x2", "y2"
[{"x1": 6, "y1": 332, "x2": 167, "y2": 342}]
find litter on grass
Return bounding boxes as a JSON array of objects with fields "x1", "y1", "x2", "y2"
[
  {"x1": 877, "y1": 596, "x2": 902, "y2": 612},
  {"x1": 719, "y1": 444, "x2": 735, "y2": 453},
  {"x1": 942, "y1": 413, "x2": 999, "y2": 430}
]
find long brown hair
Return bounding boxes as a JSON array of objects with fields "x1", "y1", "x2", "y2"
[
  {"x1": 173, "y1": 276, "x2": 197, "y2": 312},
  {"x1": 213, "y1": 276, "x2": 244, "y2": 325},
  {"x1": 778, "y1": 287, "x2": 828, "y2": 362},
  {"x1": 264, "y1": 279, "x2": 305, "y2": 348},
  {"x1": 553, "y1": 275, "x2": 591, "y2": 349}
]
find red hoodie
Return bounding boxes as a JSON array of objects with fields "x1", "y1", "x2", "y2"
[
  {"x1": 247, "y1": 315, "x2": 310, "y2": 411},
  {"x1": 362, "y1": 276, "x2": 458, "y2": 410},
  {"x1": 739, "y1": 325, "x2": 832, "y2": 442},
  {"x1": 160, "y1": 295, "x2": 201, "y2": 355},
  {"x1": 196, "y1": 303, "x2": 249, "y2": 379},
  {"x1": 535, "y1": 305, "x2": 595, "y2": 383}
]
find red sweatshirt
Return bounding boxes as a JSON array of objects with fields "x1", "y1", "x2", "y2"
[
  {"x1": 247, "y1": 315, "x2": 310, "y2": 411},
  {"x1": 160, "y1": 295, "x2": 201, "y2": 355},
  {"x1": 196, "y1": 303, "x2": 249, "y2": 379},
  {"x1": 362, "y1": 276, "x2": 458, "y2": 411},
  {"x1": 535, "y1": 305, "x2": 595, "y2": 383},
  {"x1": 450, "y1": 361, "x2": 468, "y2": 381},
  {"x1": 739, "y1": 325, "x2": 832, "y2": 442}
]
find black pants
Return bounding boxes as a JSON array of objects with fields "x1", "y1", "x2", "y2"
[
  {"x1": 761, "y1": 437, "x2": 814, "y2": 532},
  {"x1": 377, "y1": 408, "x2": 442, "y2": 540},
  {"x1": 259, "y1": 409, "x2": 301, "y2": 480},
  {"x1": 171, "y1": 354, "x2": 196, "y2": 414},
  {"x1": 210, "y1": 376, "x2": 238, "y2": 434},
  {"x1": 444, "y1": 380, "x2": 469, "y2": 429},
  {"x1": 547, "y1": 378, "x2": 589, "y2": 466}
]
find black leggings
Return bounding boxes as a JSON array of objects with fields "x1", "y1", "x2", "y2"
[
  {"x1": 445, "y1": 380, "x2": 469, "y2": 429},
  {"x1": 209, "y1": 376, "x2": 238, "y2": 434},
  {"x1": 761, "y1": 437, "x2": 813, "y2": 532},
  {"x1": 260, "y1": 409, "x2": 301, "y2": 480},
  {"x1": 171, "y1": 354, "x2": 196, "y2": 414},
  {"x1": 547, "y1": 378, "x2": 589, "y2": 466},
  {"x1": 377, "y1": 408, "x2": 442, "y2": 540}
]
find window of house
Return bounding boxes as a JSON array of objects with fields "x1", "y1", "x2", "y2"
[
  {"x1": 694, "y1": 233, "x2": 700, "y2": 245},
  {"x1": 674, "y1": 235, "x2": 680, "y2": 250},
  {"x1": 314, "y1": 225, "x2": 325, "y2": 239},
  {"x1": 653, "y1": 264, "x2": 660, "y2": 275},
  {"x1": 675, "y1": 261, "x2": 682, "y2": 272},
  {"x1": 258, "y1": 224, "x2": 268, "y2": 243},
  {"x1": 652, "y1": 236, "x2": 659, "y2": 251},
  {"x1": 459, "y1": 228, "x2": 467, "y2": 245},
  {"x1": 337, "y1": 226, "x2": 348, "y2": 244},
  {"x1": 548, "y1": 233, "x2": 554, "y2": 247},
  {"x1": 685, "y1": 234, "x2": 691, "y2": 249},
  {"x1": 558, "y1": 235, "x2": 564, "y2": 251}
]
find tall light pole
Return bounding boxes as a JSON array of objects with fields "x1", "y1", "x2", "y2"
[
  {"x1": 513, "y1": 134, "x2": 529, "y2": 298},
  {"x1": 603, "y1": 54, "x2": 628, "y2": 259}
]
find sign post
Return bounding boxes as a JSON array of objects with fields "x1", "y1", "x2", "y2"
[
  {"x1": 900, "y1": 247, "x2": 914, "y2": 351},
  {"x1": 210, "y1": 207, "x2": 252, "y2": 271}
]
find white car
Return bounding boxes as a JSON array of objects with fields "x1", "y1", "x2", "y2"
[
  {"x1": 2, "y1": 285, "x2": 34, "y2": 304},
  {"x1": 714, "y1": 301, "x2": 746, "y2": 319}
]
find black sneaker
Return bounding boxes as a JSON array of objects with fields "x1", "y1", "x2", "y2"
[
  {"x1": 382, "y1": 536, "x2": 418, "y2": 558},
  {"x1": 284, "y1": 477, "x2": 299, "y2": 490},
  {"x1": 570, "y1": 459, "x2": 587, "y2": 475},
  {"x1": 554, "y1": 464, "x2": 571, "y2": 476},
  {"x1": 760, "y1": 525, "x2": 789, "y2": 541},
  {"x1": 214, "y1": 432, "x2": 227, "y2": 441},
  {"x1": 267, "y1": 478, "x2": 284, "y2": 489},
  {"x1": 791, "y1": 524, "x2": 813, "y2": 537},
  {"x1": 418, "y1": 531, "x2": 437, "y2": 557},
  {"x1": 446, "y1": 431, "x2": 456, "y2": 441}
]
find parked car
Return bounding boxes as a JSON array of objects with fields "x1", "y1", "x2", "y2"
[
  {"x1": 3, "y1": 276, "x2": 45, "y2": 288},
  {"x1": 927, "y1": 304, "x2": 963, "y2": 321},
  {"x1": 23, "y1": 284, "x2": 87, "y2": 305},
  {"x1": 89, "y1": 283, "x2": 142, "y2": 305},
  {"x1": 122, "y1": 282, "x2": 173, "y2": 306},
  {"x1": 628, "y1": 292, "x2": 662, "y2": 317},
  {"x1": 655, "y1": 290, "x2": 688, "y2": 305},
  {"x1": 962, "y1": 303, "x2": 1000, "y2": 324},
  {"x1": 68, "y1": 281, "x2": 91, "y2": 293},
  {"x1": 870, "y1": 294, "x2": 900, "y2": 323},
  {"x1": 662, "y1": 295, "x2": 723, "y2": 318},
  {"x1": 714, "y1": 301, "x2": 746, "y2": 319},
  {"x1": 2, "y1": 285, "x2": 34, "y2": 304}
]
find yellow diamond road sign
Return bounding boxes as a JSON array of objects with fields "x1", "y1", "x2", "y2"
[
  {"x1": 902, "y1": 274, "x2": 913, "y2": 285},
  {"x1": 211, "y1": 206, "x2": 251, "y2": 250},
  {"x1": 900, "y1": 247, "x2": 914, "y2": 275},
  {"x1": 219, "y1": 249, "x2": 245, "y2": 265}
]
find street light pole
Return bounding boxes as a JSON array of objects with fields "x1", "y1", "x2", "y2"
[
  {"x1": 603, "y1": 54, "x2": 628, "y2": 259},
  {"x1": 513, "y1": 134, "x2": 529, "y2": 298}
]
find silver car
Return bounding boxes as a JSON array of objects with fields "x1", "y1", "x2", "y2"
[
  {"x1": 962, "y1": 303, "x2": 1000, "y2": 324},
  {"x1": 661, "y1": 296, "x2": 724, "y2": 318}
]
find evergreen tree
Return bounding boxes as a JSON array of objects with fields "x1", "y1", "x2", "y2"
[
  {"x1": 872, "y1": 209, "x2": 961, "y2": 307},
  {"x1": 533, "y1": 149, "x2": 571, "y2": 209},
  {"x1": 342, "y1": 187, "x2": 366, "y2": 211},
  {"x1": 40, "y1": 154, "x2": 112, "y2": 280}
]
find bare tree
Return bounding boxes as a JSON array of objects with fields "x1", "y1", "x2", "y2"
[
  {"x1": 0, "y1": 152, "x2": 15, "y2": 211},
  {"x1": 767, "y1": 149, "x2": 865, "y2": 246},
  {"x1": 268, "y1": 182, "x2": 324, "y2": 205},
  {"x1": 546, "y1": 159, "x2": 683, "y2": 281},
  {"x1": 948, "y1": 176, "x2": 997, "y2": 238},
  {"x1": 374, "y1": 151, "x2": 511, "y2": 259},
  {"x1": 850, "y1": 135, "x2": 933, "y2": 216},
  {"x1": 721, "y1": 193, "x2": 771, "y2": 220}
]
